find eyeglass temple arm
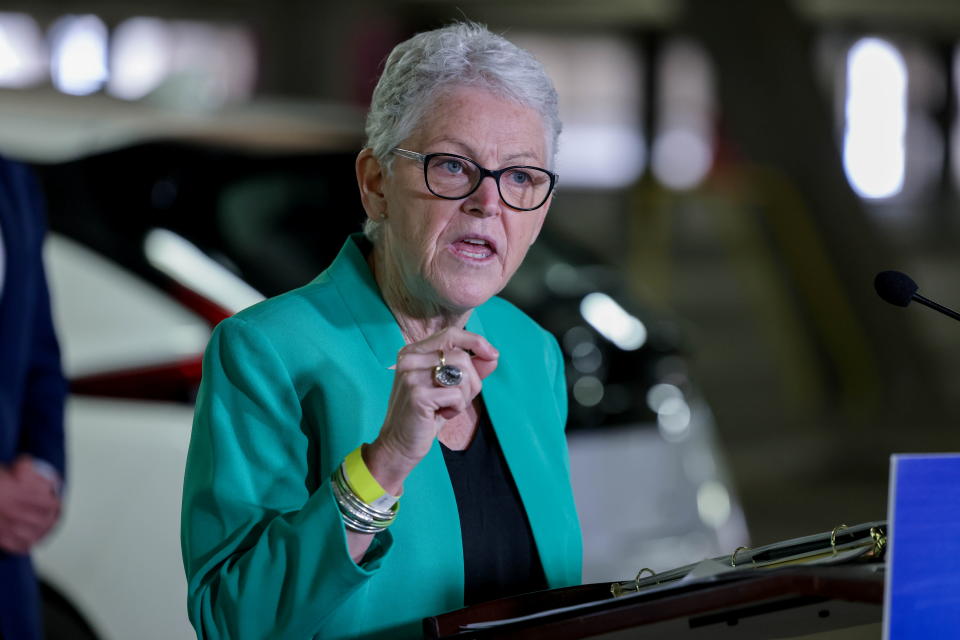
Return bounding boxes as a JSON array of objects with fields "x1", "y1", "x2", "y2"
[{"x1": 392, "y1": 148, "x2": 426, "y2": 162}]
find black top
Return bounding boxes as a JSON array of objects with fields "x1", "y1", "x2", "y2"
[{"x1": 441, "y1": 409, "x2": 548, "y2": 606}]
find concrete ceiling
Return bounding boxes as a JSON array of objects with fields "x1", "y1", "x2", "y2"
[{"x1": 9, "y1": 0, "x2": 960, "y2": 33}]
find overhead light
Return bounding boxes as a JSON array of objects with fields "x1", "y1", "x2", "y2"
[
  {"x1": 0, "y1": 13, "x2": 46, "y2": 88},
  {"x1": 109, "y1": 17, "x2": 171, "y2": 100},
  {"x1": 843, "y1": 37, "x2": 907, "y2": 199},
  {"x1": 109, "y1": 18, "x2": 256, "y2": 108},
  {"x1": 49, "y1": 14, "x2": 109, "y2": 96}
]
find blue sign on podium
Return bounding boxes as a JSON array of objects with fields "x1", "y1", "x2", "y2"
[{"x1": 884, "y1": 453, "x2": 960, "y2": 639}]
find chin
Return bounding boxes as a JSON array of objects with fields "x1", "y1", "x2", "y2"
[{"x1": 441, "y1": 283, "x2": 501, "y2": 312}]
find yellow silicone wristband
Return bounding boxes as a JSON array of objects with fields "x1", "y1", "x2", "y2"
[{"x1": 343, "y1": 445, "x2": 394, "y2": 505}]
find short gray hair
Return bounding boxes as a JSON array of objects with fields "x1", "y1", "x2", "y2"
[{"x1": 363, "y1": 21, "x2": 560, "y2": 241}]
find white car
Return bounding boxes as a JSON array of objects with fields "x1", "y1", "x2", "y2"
[
  {"x1": 36, "y1": 231, "x2": 212, "y2": 639},
  {"x1": 32, "y1": 142, "x2": 746, "y2": 639}
]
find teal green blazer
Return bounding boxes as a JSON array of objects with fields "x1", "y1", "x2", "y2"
[{"x1": 181, "y1": 235, "x2": 582, "y2": 639}]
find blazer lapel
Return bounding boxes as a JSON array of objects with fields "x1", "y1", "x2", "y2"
[
  {"x1": 325, "y1": 234, "x2": 406, "y2": 370},
  {"x1": 468, "y1": 311, "x2": 568, "y2": 588}
]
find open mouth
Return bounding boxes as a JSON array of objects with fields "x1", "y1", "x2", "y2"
[{"x1": 451, "y1": 236, "x2": 496, "y2": 260}]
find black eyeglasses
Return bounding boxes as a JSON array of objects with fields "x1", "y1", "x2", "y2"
[{"x1": 392, "y1": 148, "x2": 557, "y2": 212}]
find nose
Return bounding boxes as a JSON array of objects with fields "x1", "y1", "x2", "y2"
[{"x1": 463, "y1": 175, "x2": 501, "y2": 217}]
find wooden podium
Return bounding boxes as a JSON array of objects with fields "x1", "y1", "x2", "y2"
[{"x1": 423, "y1": 564, "x2": 883, "y2": 639}]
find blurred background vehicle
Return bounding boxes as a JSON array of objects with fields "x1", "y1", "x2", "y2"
[{"x1": 36, "y1": 230, "x2": 204, "y2": 639}]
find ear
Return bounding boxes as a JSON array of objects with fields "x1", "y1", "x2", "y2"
[{"x1": 356, "y1": 148, "x2": 387, "y2": 221}]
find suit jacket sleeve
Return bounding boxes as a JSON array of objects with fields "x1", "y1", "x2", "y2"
[
  {"x1": 14, "y1": 162, "x2": 66, "y2": 477},
  {"x1": 181, "y1": 316, "x2": 394, "y2": 640}
]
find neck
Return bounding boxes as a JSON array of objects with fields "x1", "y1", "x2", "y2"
[{"x1": 369, "y1": 243, "x2": 473, "y2": 344}]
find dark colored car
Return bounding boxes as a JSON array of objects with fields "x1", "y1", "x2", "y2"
[{"x1": 31, "y1": 140, "x2": 745, "y2": 639}]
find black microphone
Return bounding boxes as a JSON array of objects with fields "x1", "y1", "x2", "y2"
[{"x1": 874, "y1": 270, "x2": 960, "y2": 322}]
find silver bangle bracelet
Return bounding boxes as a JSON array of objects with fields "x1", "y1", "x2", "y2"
[
  {"x1": 331, "y1": 473, "x2": 383, "y2": 521},
  {"x1": 333, "y1": 466, "x2": 397, "y2": 523},
  {"x1": 334, "y1": 466, "x2": 396, "y2": 521},
  {"x1": 332, "y1": 479, "x2": 384, "y2": 533},
  {"x1": 332, "y1": 481, "x2": 394, "y2": 529},
  {"x1": 336, "y1": 505, "x2": 386, "y2": 534},
  {"x1": 331, "y1": 466, "x2": 398, "y2": 534},
  {"x1": 333, "y1": 487, "x2": 396, "y2": 534}
]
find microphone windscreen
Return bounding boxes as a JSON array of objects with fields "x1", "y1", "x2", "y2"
[{"x1": 875, "y1": 270, "x2": 918, "y2": 307}]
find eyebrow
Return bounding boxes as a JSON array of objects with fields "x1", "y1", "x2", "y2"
[{"x1": 429, "y1": 138, "x2": 541, "y2": 166}]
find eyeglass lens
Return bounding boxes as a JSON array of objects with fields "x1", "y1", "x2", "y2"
[{"x1": 425, "y1": 154, "x2": 552, "y2": 210}]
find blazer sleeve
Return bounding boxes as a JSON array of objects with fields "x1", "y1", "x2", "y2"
[
  {"x1": 181, "y1": 316, "x2": 393, "y2": 639},
  {"x1": 15, "y1": 163, "x2": 67, "y2": 477}
]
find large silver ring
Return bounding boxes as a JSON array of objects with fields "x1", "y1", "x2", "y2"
[{"x1": 433, "y1": 350, "x2": 463, "y2": 387}]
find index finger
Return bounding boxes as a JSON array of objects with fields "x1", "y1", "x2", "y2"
[{"x1": 403, "y1": 327, "x2": 499, "y2": 362}]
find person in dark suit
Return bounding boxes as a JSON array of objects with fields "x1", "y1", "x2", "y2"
[{"x1": 0, "y1": 155, "x2": 67, "y2": 640}]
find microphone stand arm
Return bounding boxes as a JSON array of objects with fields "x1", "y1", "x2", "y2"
[{"x1": 913, "y1": 293, "x2": 960, "y2": 323}]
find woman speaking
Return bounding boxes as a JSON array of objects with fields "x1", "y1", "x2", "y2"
[{"x1": 181, "y1": 21, "x2": 581, "y2": 639}]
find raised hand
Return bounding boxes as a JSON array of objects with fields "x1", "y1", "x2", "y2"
[{"x1": 366, "y1": 327, "x2": 498, "y2": 494}]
